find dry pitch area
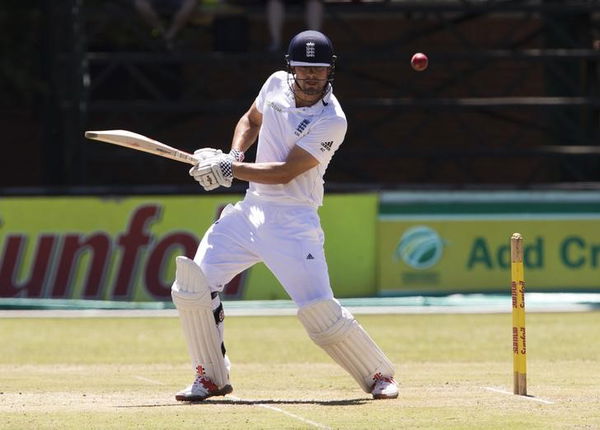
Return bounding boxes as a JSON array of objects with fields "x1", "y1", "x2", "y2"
[{"x1": 1, "y1": 312, "x2": 599, "y2": 429}]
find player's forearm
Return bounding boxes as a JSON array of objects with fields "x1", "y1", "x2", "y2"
[
  {"x1": 231, "y1": 113, "x2": 260, "y2": 153},
  {"x1": 232, "y1": 162, "x2": 295, "y2": 184}
]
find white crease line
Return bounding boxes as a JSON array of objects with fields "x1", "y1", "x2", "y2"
[
  {"x1": 134, "y1": 375, "x2": 331, "y2": 428},
  {"x1": 134, "y1": 376, "x2": 165, "y2": 385},
  {"x1": 228, "y1": 395, "x2": 331, "y2": 430},
  {"x1": 483, "y1": 387, "x2": 555, "y2": 404}
]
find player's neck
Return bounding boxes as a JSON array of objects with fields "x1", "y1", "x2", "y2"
[
  {"x1": 295, "y1": 98, "x2": 319, "y2": 108},
  {"x1": 294, "y1": 90, "x2": 322, "y2": 108}
]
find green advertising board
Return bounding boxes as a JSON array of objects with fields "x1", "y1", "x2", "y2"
[
  {"x1": 0, "y1": 193, "x2": 377, "y2": 301},
  {"x1": 378, "y1": 191, "x2": 600, "y2": 295}
]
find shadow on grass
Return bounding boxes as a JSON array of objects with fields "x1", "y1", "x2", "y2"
[{"x1": 117, "y1": 397, "x2": 371, "y2": 408}]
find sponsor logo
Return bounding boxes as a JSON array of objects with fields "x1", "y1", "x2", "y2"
[
  {"x1": 320, "y1": 141, "x2": 333, "y2": 152},
  {"x1": 306, "y1": 253, "x2": 315, "y2": 260},
  {"x1": 266, "y1": 100, "x2": 283, "y2": 112},
  {"x1": 294, "y1": 119, "x2": 311, "y2": 136},
  {"x1": 0, "y1": 204, "x2": 249, "y2": 301},
  {"x1": 395, "y1": 226, "x2": 444, "y2": 269}
]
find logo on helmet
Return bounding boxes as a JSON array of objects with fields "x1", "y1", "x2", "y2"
[{"x1": 305, "y1": 42, "x2": 315, "y2": 58}]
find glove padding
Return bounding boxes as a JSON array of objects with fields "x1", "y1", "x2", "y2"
[
  {"x1": 193, "y1": 148, "x2": 223, "y2": 162},
  {"x1": 189, "y1": 153, "x2": 234, "y2": 191}
]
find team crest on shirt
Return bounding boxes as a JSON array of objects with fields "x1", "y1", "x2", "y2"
[{"x1": 294, "y1": 119, "x2": 311, "y2": 136}]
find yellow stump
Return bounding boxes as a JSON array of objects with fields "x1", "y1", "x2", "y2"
[{"x1": 511, "y1": 233, "x2": 527, "y2": 395}]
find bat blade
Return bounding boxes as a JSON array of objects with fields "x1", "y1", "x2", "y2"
[{"x1": 84, "y1": 129, "x2": 197, "y2": 165}]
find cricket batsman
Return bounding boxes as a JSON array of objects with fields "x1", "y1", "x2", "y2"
[{"x1": 171, "y1": 30, "x2": 399, "y2": 401}]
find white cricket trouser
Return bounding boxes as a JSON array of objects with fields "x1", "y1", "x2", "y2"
[{"x1": 194, "y1": 195, "x2": 334, "y2": 307}]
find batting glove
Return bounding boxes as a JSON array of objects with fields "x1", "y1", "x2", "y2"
[
  {"x1": 192, "y1": 147, "x2": 223, "y2": 162},
  {"x1": 189, "y1": 153, "x2": 234, "y2": 191},
  {"x1": 229, "y1": 149, "x2": 244, "y2": 162}
]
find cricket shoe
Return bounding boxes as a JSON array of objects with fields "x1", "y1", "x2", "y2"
[
  {"x1": 175, "y1": 374, "x2": 233, "y2": 402},
  {"x1": 371, "y1": 373, "x2": 399, "y2": 400}
]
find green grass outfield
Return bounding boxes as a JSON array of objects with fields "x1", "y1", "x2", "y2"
[{"x1": 1, "y1": 312, "x2": 599, "y2": 429}]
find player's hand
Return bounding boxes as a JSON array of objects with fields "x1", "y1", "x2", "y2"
[{"x1": 189, "y1": 153, "x2": 234, "y2": 191}]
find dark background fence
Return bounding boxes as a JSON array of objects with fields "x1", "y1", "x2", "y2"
[{"x1": 2, "y1": 0, "x2": 600, "y2": 192}]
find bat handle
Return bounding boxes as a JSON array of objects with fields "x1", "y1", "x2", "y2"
[{"x1": 180, "y1": 152, "x2": 198, "y2": 165}]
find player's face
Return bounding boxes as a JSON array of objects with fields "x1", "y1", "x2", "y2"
[{"x1": 293, "y1": 66, "x2": 329, "y2": 96}]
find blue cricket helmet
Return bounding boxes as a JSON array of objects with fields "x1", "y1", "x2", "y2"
[{"x1": 286, "y1": 30, "x2": 335, "y2": 67}]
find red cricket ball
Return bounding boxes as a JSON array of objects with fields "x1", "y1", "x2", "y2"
[{"x1": 411, "y1": 52, "x2": 428, "y2": 71}]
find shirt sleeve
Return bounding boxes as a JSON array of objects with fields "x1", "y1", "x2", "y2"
[
  {"x1": 296, "y1": 116, "x2": 347, "y2": 165},
  {"x1": 255, "y1": 72, "x2": 282, "y2": 114}
]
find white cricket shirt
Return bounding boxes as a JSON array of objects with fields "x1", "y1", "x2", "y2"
[{"x1": 249, "y1": 71, "x2": 347, "y2": 207}]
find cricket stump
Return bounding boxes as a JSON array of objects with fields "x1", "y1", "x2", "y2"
[{"x1": 511, "y1": 233, "x2": 527, "y2": 396}]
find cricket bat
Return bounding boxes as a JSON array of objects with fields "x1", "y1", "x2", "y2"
[{"x1": 84, "y1": 129, "x2": 196, "y2": 165}]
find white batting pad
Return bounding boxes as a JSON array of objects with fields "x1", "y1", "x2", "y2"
[
  {"x1": 171, "y1": 256, "x2": 229, "y2": 388},
  {"x1": 298, "y1": 299, "x2": 395, "y2": 393}
]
